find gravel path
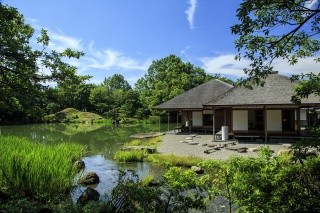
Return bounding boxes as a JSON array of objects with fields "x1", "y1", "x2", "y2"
[{"x1": 157, "y1": 133, "x2": 292, "y2": 160}]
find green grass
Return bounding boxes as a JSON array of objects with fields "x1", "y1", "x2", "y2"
[
  {"x1": 124, "y1": 136, "x2": 163, "y2": 147},
  {"x1": 43, "y1": 108, "x2": 108, "y2": 123},
  {"x1": 0, "y1": 136, "x2": 84, "y2": 200},
  {"x1": 147, "y1": 154, "x2": 203, "y2": 167},
  {"x1": 113, "y1": 149, "x2": 148, "y2": 162}
]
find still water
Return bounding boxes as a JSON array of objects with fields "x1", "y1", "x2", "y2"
[{"x1": 0, "y1": 123, "x2": 172, "y2": 201}]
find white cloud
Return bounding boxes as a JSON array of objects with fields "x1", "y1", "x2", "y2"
[
  {"x1": 305, "y1": 0, "x2": 319, "y2": 9},
  {"x1": 48, "y1": 30, "x2": 83, "y2": 52},
  {"x1": 200, "y1": 54, "x2": 320, "y2": 79},
  {"x1": 180, "y1": 45, "x2": 191, "y2": 61},
  {"x1": 84, "y1": 43, "x2": 152, "y2": 71},
  {"x1": 200, "y1": 54, "x2": 249, "y2": 78},
  {"x1": 185, "y1": 0, "x2": 197, "y2": 29}
]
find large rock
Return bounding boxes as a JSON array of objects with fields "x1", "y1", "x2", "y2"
[
  {"x1": 77, "y1": 187, "x2": 100, "y2": 205},
  {"x1": 73, "y1": 160, "x2": 85, "y2": 172},
  {"x1": 78, "y1": 172, "x2": 100, "y2": 185},
  {"x1": 248, "y1": 147, "x2": 259, "y2": 152}
]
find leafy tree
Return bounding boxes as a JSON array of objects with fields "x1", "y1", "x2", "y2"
[
  {"x1": 232, "y1": 0, "x2": 320, "y2": 99},
  {"x1": 0, "y1": 3, "x2": 86, "y2": 123},
  {"x1": 89, "y1": 86, "x2": 113, "y2": 114},
  {"x1": 102, "y1": 74, "x2": 132, "y2": 91},
  {"x1": 135, "y1": 54, "x2": 212, "y2": 111},
  {"x1": 56, "y1": 75, "x2": 91, "y2": 109}
]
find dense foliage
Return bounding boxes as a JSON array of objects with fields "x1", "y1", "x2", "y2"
[
  {"x1": 233, "y1": 0, "x2": 320, "y2": 101},
  {"x1": 0, "y1": 3, "x2": 87, "y2": 123},
  {"x1": 135, "y1": 54, "x2": 212, "y2": 112}
]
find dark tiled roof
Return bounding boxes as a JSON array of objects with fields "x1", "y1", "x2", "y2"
[
  {"x1": 154, "y1": 79, "x2": 234, "y2": 109},
  {"x1": 205, "y1": 74, "x2": 320, "y2": 106}
]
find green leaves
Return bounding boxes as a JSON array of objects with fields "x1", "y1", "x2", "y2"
[
  {"x1": 0, "y1": 4, "x2": 88, "y2": 123},
  {"x1": 233, "y1": 0, "x2": 320, "y2": 90},
  {"x1": 135, "y1": 54, "x2": 211, "y2": 111}
]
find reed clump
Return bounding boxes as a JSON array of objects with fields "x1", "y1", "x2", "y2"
[
  {"x1": 0, "y1": 136, "x2": 84, "y2": 200},
  {"x1": 125, "y1": 136, "x2": 162, "y2": 147},
  {"x1": 113, "y1": 149, "x2": 148, "y2": 162}
]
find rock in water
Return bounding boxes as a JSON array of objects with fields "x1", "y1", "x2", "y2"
[
  {"x1": 77, "y1": 187, "x2": 100, "y2": 205},
  {"x1": 78, "y1": 172, "x2": 100, "y2": 185},
  {"x1": 73, "y1": 160, "x2": 85, "y2": 172}
]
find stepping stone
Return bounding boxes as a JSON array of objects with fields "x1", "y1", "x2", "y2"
[{"x1": 188, "y1": 142, "x2": 199, "y2": 145}]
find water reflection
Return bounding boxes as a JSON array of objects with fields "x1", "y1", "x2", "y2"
[{"x1": 1, "y1": 123, "x2": 172, "y2": 201}]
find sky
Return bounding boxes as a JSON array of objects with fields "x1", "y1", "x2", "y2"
[{"x1": 2, "y1": 0, "x2": 320, "y2": 86}]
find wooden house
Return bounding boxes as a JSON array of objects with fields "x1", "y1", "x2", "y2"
[{"x1": 155, "y1": 73, "x2": 320, "y2": 140}]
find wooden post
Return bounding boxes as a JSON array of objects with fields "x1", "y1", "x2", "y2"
[
  {"x1": 167, "y1": 112, "x2": 170, "y2": 132},
  {"x1": 159, "y1": 114, "x2": 161, "y2": 133},
  {"x1": 264, "y1": 106, "x2": 268, "y2": 143},
  {"x1": 212, "y1": 109, "x2": 216, "y2": 142},
  {"x1": 176, "y1": 111, "x2": 179, "y2": 127},
  {"x1": 296, "y1": 108, "x2": 301, "y2": 135}
]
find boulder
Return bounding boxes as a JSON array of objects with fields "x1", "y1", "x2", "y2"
[
  {"x1": 191, "y1": 166, "x2": 204, "y2": 174},
  {"x1": 73, "y1": 160, "x2": 85, "y2": 172},
  {"x1": 237, "y1": 147, "x2": 247, "y2": 153},
  {"x1": 248, "y1": 147, "x2": 259, "y2": 152},
  {"x1": 78, "y1": 172, "x2": 100, "y2": 185},
  {"x1": 77, "y1": 187, "x2": 100, "y2": 205}
]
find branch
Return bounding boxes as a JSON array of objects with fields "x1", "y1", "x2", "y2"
[{"x1": 268, "y1": 10, "x2": 319, "y2": 47}]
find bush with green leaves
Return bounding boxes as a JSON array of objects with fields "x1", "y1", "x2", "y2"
[{"x1": 200, "y1": 145, "x2": 320, "y2": 213}]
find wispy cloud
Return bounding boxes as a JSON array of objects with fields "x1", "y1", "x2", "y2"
[
  {"x1": 200, "y1": 54, "x2": 320, "y2": 79},
  {"x1": 29, "y1": 27, "x2": 152, "y2": 85},
  {"x1": 48, "y1": 30, "x2": 83, "y2": 52},
  {"x1": 85, "y1": 42, "x2": 152, "y2": 71},
  {"x1": 185, "y1": 0, "x2": 197, "y2": 29},
  {"x1": 305, "y1": 0, "x2": 319, "y2": 9},
  {"x1": 200, "y1": 54, "x2": 249, "y2": 78},
  {"x1": 180, "y1": 45, "x2": 191, "y2": 61}
]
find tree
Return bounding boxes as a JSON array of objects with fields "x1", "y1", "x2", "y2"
[
  {"x1": 102, "y1": 74, "x2": 132, "y2": 91},
  {"x1": 0, "y1": 3, "x2": 86, "y2": 123},
  {"x1": 232, "y1": 0, "x2": 320, "y2": 100},
  {"x1": 135, "y1": 54, "x2": 212, "y2": 111},
  {"x1": 89, "y1": 86, "x2": 113, "y2": 114}
]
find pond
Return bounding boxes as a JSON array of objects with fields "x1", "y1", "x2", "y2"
[{"x1": 0, "y1": 123, "x2": 175, "y2": 201}]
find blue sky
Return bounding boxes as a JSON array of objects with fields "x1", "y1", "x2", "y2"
[{"x1": 3, "y1": 0, "x2": 319, "y2": 86}]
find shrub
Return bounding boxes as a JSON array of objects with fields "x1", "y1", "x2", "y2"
[{"x1": 113, "y1": 149, "x2": 148, "y2": 162}]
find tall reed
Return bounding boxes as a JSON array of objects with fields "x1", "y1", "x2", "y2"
[{"x1": 0, "y1": 136, "x2": 84, "y2": 200}]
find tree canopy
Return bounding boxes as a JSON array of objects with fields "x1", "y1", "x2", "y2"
[
  {"x1": 0, "y1": 3, "x2": 88, "y2": 123},
  {"x1": 135, "y1": 54, "x2": 212, "y2": 111},
  {"x1": 232, "y1": 0, "x2": 320, "y2": 101}
]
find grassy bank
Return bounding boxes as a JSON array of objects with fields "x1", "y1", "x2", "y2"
[
  {"x1": 43, "y1": 108, "x2": 109, "y2": 123},
  {"x1": 114, "y1": 136, "x2": 202, "y2": 167},
  {"x1": 147, "y1": 154, "x2": 203, "y2": 167},
  {"x1": 0, "y1": 136, "x2": 84, "y2": 200}
]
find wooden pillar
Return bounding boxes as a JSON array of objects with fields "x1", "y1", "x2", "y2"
[
  {"x1": 224, "y1": 108, "x2": 227, "y2": 126},
  {"x1": 264, "y1": 106, "x2": 268, "y2": 143},
  {"x1": 176, "y1": 111, "x2": 179, "y2": 127},
  {"x1": 159, "y1": 114, "x2": 161, "y2": 133},
  {"x1": 167, "y1": 111, "x2": 170, "y2": 132},
  {"x1": 296, "y1": 108, "x2": 301, "y2": 134},
  {"x1": 212, "y1": 109, "x2": 216, "y2": 142}
]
